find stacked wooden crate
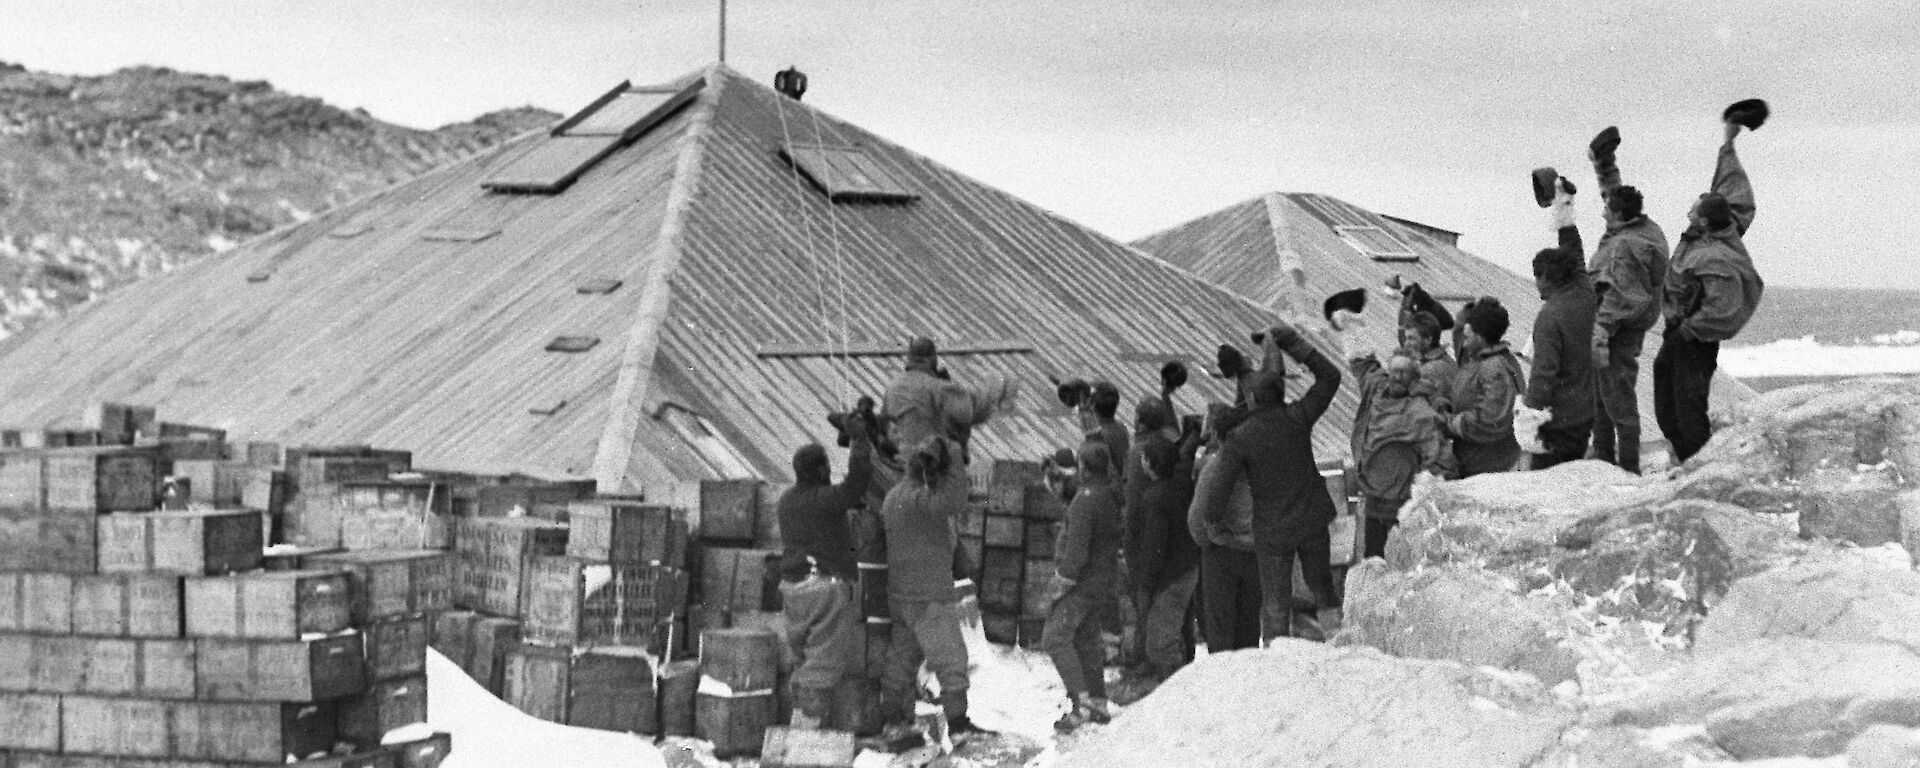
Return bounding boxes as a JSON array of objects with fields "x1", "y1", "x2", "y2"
[
  {"x1": 960, "y1": 459, "x2": 1062, "y2": 648},
  {"x1": 500, "y1": 500, "x2": 691, "y2": 737},
  {"x1": 0, "y1": 415, "x2": 452, "y2": 767}
]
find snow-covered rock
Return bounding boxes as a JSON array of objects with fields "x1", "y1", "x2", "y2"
[
  {"x1": 425, "y1": 648, "x2": 663, "y2": 768},
  {"x1": 1053, "y1": 641, "x2": 1573, "y2": 768},
  {"x1": 1335, "y1": 560, "x2": 1584, "y2": 685},
  {"x1": 1694, "y1": 553, "x2": 1920, "y2": 653}
]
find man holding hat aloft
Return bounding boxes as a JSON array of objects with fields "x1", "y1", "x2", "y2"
[
  {"x1": 1655, "y1": 102, "x2": 1768, "y2": 464},
  {"x1": 1581, "y1": 125, "x2": 1671, "y2": 475},
  {"x1": 1523, "y1": 173, "x2": 1599, "y2": 470}
]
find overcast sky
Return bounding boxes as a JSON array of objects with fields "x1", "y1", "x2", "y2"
[{"x1": 5, "y1": 0, "x2": 1914, "y2": 289}]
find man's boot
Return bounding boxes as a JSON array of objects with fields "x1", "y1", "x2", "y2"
[{"x1": 940, "y1": 689, "x2": 990, "y2": 739}]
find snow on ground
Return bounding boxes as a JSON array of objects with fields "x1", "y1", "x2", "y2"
[
  {"x1": 426, "y1": 649, "x2": 665, "y2": 768},
  {"x1": 1721, "y1": 336, "x2": 1920, "y2": 378},
  {"x1": 960, "y1": 616, "x2": 1069, "y2": 742}
]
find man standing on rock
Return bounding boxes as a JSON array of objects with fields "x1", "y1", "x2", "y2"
[
  {"x1": 1524, "y1": 175, "x2": 1599, "y2": 470},
  {"x1": 1656, "y1": 102, "x2": 1768, "y2": 465},
  {"x1": 1202, "y1": 319, "x2": 1343, "y2": 642},
  {"x1": 1583, "y1": 126, "x2": 1671, "y2": 475}
]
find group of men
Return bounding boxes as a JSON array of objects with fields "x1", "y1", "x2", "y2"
[{"x1": 764, "y1": 101, "x2": 1769, "y2": 746}]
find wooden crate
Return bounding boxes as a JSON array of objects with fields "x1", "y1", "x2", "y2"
[
  {"x1": 240, "y1": 467, "x2": 287, "y2": 515},
  {"x1": 157, "y1": 422, "x2": 227, "y2": 442},
  {"x1": 173, "y1": 700, "x2": 338, "y2": 764},
  {"x1": 982, "y1": 613, "x2": 1018, "y2": 645},
  {"x1": 466, "y1": 617, "x2": 519, "y2": 696},
  {"x1": 987, "y1": 459, "x2": 1044, "y2": 515},
  {"x1": 61, "y1": 695, "x2": 171, "y2": 757},
  {"x1": 698, "y1": 627, "x2": 781, "y2": 693},
  {"x1": 197, "y1": 633, "x2": 366, "y2": 701},
  {"x1": 340, "y1": 675, "x2": 427, "y2": 749},
  {"x1": 700, "y1": 547, "x2": 780, "y2": 614},
  {"x1": 44, "y1": 446, "x2": 159, "y2": 512},
  {"x1": 337, "y1": 481, "x2": 452, "y2": 552},
  {"x1": 0, "y1": 573, "x2": 74, "y2": 634},
  {"x1": 387, "y1": 730, "x2": 452, "y2": 768},
  {"x1": 0, "y1": 692, "x2": 60, "y2": 750},
  {"x1": 97, "y1": 402, "x2": 158, "y2": 445},
  {"x1": 285, "y1": 456, "x2": 393, "y2": 548},
  {"x1": 238, "y1": 441, "x2": 285, "y2": 468},
  {"x1": 97, "y1": 509, "x2": 262, "y2": 575},
  {"x1": 503, "y1": 644, "x2": 570, "y2": 722},
  {"x1": 568, "y1": 646, "x2": 657, "y2": 735},
  {"x1": 365, "y1": 614, "x2": 429, "y2": 682},
  {"x1": 982, "y1": 513, "x2": 1023, "y2": 548},
  {"x1": 69, "y1": 573, "x2": 183, "y2": 637},
  {"x1": 522, "y1": 558, "x2": 686, "y2": 648},
  {"x1": 696, "y1": 692, "x2": 778, "y2": 759},
  {"x1": 184, "y1": 570, "x2": 353, "y2": 639},
  {"x1": 1, "y1": 459, "x2": 95, "y2": 570},
  {"x1": 698, "y1": 479, "x2": 760, "y2": 542},
  {"x1": 754, "y1": 482, "x2": 787, "y2": 549},
  {"x1": 762, "y1": 726, "x2": 856, "y2": 768},
  {"x1": 172, "y1": 460, "x2": 251, "y2": 508},
  {"x1": 658, "y1": 659, "x2": 700, "y2": 737},
  {"x1": 465, "y1": 518, "x2": 568, "y2": 618},
  {"x1": 1024, "y1": 520, "x2": 1061, "y2": 557},
  {"x1": 306, "y1": 550, "x2": 452, "y2": 623},
  {"x1": 1021, "y1": 484, "x2": 1066, "y2": 521},
  {"x1": 429, "y1": 610, "x2": 476, "y2": 671},
  {"x1": 19, "y1": 636, "x2": 193, "y2": 697},
  {"x1": 0, "y1": 452, "x2": 43, "y2": 512},
  {"x1": 41, "y1": 429, "x2": 101, "y2": 449},
  {"x1": 978, "y1": 546, "x2": 1024, "y2": 615},
  {"x1": 471, "y1": 481, "x2": 594, "y2": 518},
  {"x1": 157, "y1": 437, "x2": 229, "y2": 465},
  {"x1": 566, "y1": 502, "x2": 684, "y2": 566}
]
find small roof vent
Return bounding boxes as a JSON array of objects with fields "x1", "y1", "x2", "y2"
[{"x1": 774, "y1": 67, "x2": 808, "y2": 101}]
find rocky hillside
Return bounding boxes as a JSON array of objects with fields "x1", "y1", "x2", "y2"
[{"x1": 0, "y1": 62, "x2": 558, "y2": 337}]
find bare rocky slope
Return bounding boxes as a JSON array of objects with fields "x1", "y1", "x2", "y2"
[{"x1": 0, "y1": 61, "x2": 558, "y2": 337}]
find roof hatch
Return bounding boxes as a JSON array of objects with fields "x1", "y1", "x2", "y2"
[
  {"x1": 780, "y1": 143, "x2": 918, "y2": 203},
  {"x1": 481, "y1": 79, "x2": 704, "y2": 195},
  {"x1": 1334, "y1": 225, "x2": 1418, "y2": 262}
]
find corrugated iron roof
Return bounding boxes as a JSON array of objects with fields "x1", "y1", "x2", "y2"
[{"x1": 0, "y1": 65, "x2": 1365, "y2": 492}]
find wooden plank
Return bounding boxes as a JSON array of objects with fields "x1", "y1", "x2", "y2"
[{"x1": 754, "y1": 339, "x2": 1035, "y2": 359}]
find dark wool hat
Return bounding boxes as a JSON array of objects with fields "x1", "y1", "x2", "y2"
[
  {"x1": 1160, "y1": 360, "x2": 1189, "y2": 392},
  {"x1": 907, "y1": 336, "x2": 937, "y2": 359},
  {"x1": 1608, "y1": 185, "x2": 1645, "y2": 220},
  {"x1": 1464, "y1": 298, "x2": 1511, "y2": 344},
  {"x1": 1590, "y1": 126, "x2": 1621, "y2": 159},
  {"x1": 1323, "y1": 288, "x2": 1368, "y2": 324},
  {"x1": 1215, "y1": 344, "x2": 1250, "y2": 379},
  {"x1": 1403, "y1": 283, "x2": 1455, "y2": 331},
  {"x1": 1135, "y1": 397, "x2": 1172, "y2": 432},
  {"x1": 1531, "y1": 167, "x2": 1560, "y2": 208},
  {"x1": 778, "y1": 550, "x2": 814, "y2": 580},
  {"x1": 1055, "y1": 377, "x2": 1091, "y2": 409},
  {"x1": 1050, "y1": 447, "x2": 1077, "y2": 469},
  {"x1": 1723, "y1": 99, "x2": 1770, "y2": 130},
  {"x1": 1089, "y1": 381, "x2": 1121, "y2": 418},
  {"x1": 1697, "y1": 193, "x2": 1735, "y2": 227}
]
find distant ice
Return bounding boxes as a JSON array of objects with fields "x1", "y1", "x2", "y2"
[{"x1": 1721, "y1": 336, "x2": 1920, "y2": 378}]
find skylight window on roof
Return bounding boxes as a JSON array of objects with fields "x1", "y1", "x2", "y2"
[
  {"x1": 659, "y1": 404, "x2": 756, "y2": 480},
  {"x1": 781, "y1": 143, "x2": 918, "y2": 203},
  {"x1": 1334, "y1": 225, "x2": 1418, "y2": 262},
  {"x1": 481, "y1": 80, "x2": 703, "y2": 195}
]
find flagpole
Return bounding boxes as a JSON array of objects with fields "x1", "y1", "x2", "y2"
[{"x1": 718, "y1": 0, "x2": 727, "y2": 63}]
